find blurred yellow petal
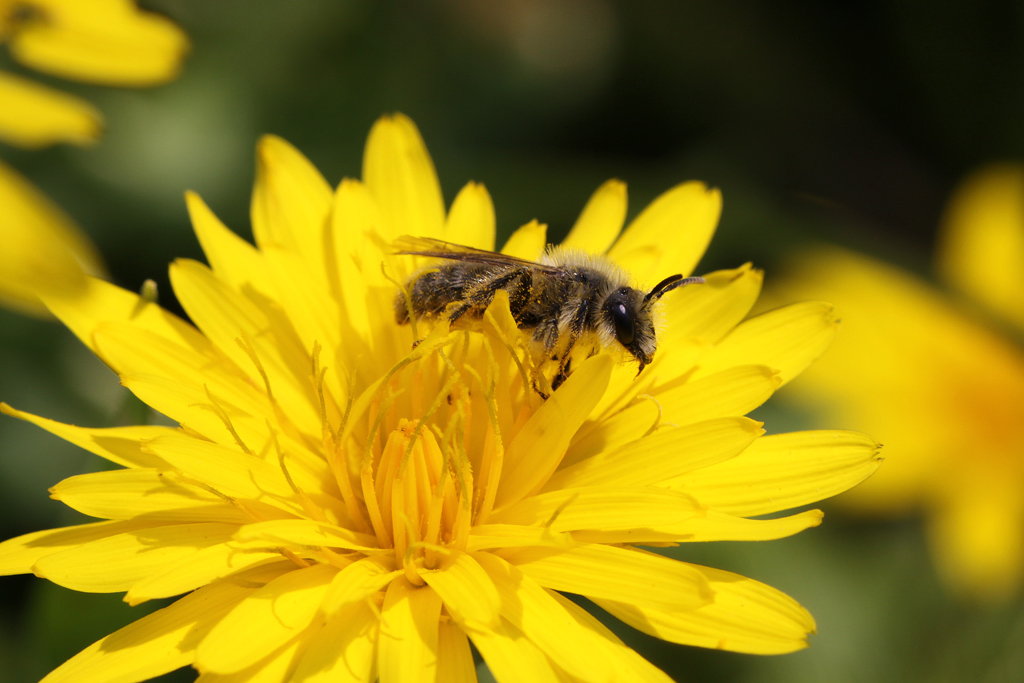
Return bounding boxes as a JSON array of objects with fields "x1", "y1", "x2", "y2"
[
  {"x1": 562, "y1": 179, "x2": 628, "y2": 254},
  {"x1": 0, "y1": 69, "x2": 101, "y2": 147},
  {"x1": 596, "y1": 562, "x2": 816, "y2": 655},
  {"x1": 0, "y1": 159, "x2": 105, "y2": 315},
  {"x1": 443, "y1": 181, "x2": 496, "y2": 249},
  {"x1": 377, "y1": 578, "x2": 441, "y2": 683},
  {"x1": 363, "y1": 113, "x2": 445, "y2": 240},
  {"x1": 937, "y1": 164, "x2": 1024, "y2": 331},
  {"x1": 9, "y1": 0, "x2": 188, "y2": 86},
  {"x1": 609, "y1": 181, "x2": 721, "y2": 278},
  {"x1": 928, "y1": 474, "x2": 1024, "y2": 601},
  {"x1": 195, "y1": 563, "x2": 338, "y2": 675}
]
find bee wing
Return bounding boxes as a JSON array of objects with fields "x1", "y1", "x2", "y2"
[{"x1": 393, "y1": 235, "x2": 559, "y2": 272}]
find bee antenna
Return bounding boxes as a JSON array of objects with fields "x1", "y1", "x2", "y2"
[{"x1": 644, "y1": 274, "x2": 705, "y2": 303}]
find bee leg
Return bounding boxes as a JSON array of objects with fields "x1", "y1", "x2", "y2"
[{"x1": 551, "y1": 299, "x2": 590, "y2": 391}]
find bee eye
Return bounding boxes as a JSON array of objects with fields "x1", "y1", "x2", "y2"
[{"x1": 610, "y1": 303, "x2": 635, "y2": 346}]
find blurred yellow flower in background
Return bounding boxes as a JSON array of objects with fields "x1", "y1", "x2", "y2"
[
  {"x1": 0, "y1": 114, "x2": 882, "y2": 682},
  {"x1": 775, "y1": 164, "x2": 1024, "y2": 601},
  {"x1": 0, "y1": 0, "x2": 187, "y2": 316}
]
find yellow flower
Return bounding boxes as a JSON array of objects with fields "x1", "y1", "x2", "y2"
[
  {"x1": 0, "y1": 0, "x2": 188, "y2": 148},
  {"x1": 0, "y1": 158, "x2": 106, "y2": 315},
  {"x1": 0, "y1": 0, "x2": 186, "y2": 315},
  {"x1": 774, "y1": 164, "x2": 1024, "y2": 601},
  {"x1": 0, "y1": 114, "x2": 881, "y2": 682}
]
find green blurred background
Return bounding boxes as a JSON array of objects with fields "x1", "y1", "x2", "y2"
[{"x1": 3, "y1": 1, "x2": 1024, "y2": 681}]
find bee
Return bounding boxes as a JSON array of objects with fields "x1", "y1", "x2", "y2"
[{"x1": 393, "y1": 236, "x2": 704, "y2": 393}]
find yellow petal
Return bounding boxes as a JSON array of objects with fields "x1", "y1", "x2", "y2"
[
  {"x1": 125, "y1": 545, "x2": 283, "y2": 605},
  {"x1": 609, "y1": 181, "x2": 721, "y2": 277},
  {"x1": 378, "y1": 578, "x2": 442, "y2": 683},
  {"x1": 507, "y1": 544, "x2": 712, "y2": 611},
  {"x1": 436, "y1": 621, "x2": 476, "y2": 683},
  {"x1": 420, "y1": 551, "x2": 501, "y2": 628},
  {"x1": 676, "y1": 430, "x2": 883, "y2": 516},
  {"x1": 363, "y1": 113, "x2": 445, "y2": 240},
  {"x1": 656, "y1": 365, "x2": 780, "y2": 425},
  {"x1": 545, "y1": 417, "x2": 763, "y2": 491},
  {"x1": 467, "y1": 524, "x2": 572, "y2": 552},
  {"x1": 40, "y1": 275, "x2": 207, "y2": 364},
  {"x1": 33, "y1": 523, "x2": 240, "y2": 592},
  {"x1": 548, "y1": 591, "x2": 675, "y2": 683},
  {"x1": 0, "y1": 159, "x2": 105, "y2": 316},
  {"x1": 9, "y1": 0, "x2": 189, "y2": 86},
  {"x1": 326, "y1": 178, "x2": 379, "y2": 336},
  {"x1": 572, "y1": 508, "x2": 823, "y2": 544},
  {"x1": 0, "y1": 520, "x2": 151, "y2": 576},
  {"x1": 261, "y1": 245, "x2": 348, "y2": 403},
  {"x1": 596, "y1": 561, "x2": 815, "y2": 654},
  {"x1": 41, "y1": 579, "x2": 255, "y2": 683},
  {"x1": 936, "y1": 164, "x2": 1024, "y2": 331},
  {"x1": 455, "y1": 617, "x2": 560, "y2": 683},
  {"x1": 250, "y1": 136, "x2": 332, "y2": 284},
  {"x1": 657, "y1": 263, "x2": 764, "y2": 356},
  {"x1": 289, "y1": 601, "x2": 379, "y2": 683},
  {"x1": 0, "y1": 70, "x2": 101, "y2": 148},
  {"x1": 0, "y1": 403, "x2": 170, "y2": 469},
  {"x1": 233, "y1": 519, "x2": 379, "y2": 553},
  {"x1": 492, "y1": 486, "x2": 702, "y2": 532},
  {"x1": 168, "y1": 258, "x2": 321, "y2": 437},
  {"x1": 927, "y1": 476, "x2": 1024, "y2": 601},
  {"x1": 195, "y1": 563, "x2": 338, "y2": 674},
  {"x1": 475, "y1": 552, "x2": 619, "y2": 682},
  {"x1": 692, "y1": 301, "x2": 839, "y2": 386},
  {"x1": 443, "y1": 181, "x2": 497, "y2": 249},
  {"x1": 322, "y1": 555, "x2": 399, "y2": 616},
  {"x1": 49, "y1": 468, "x2": 248, "y2": 523},
  {"x1": 500, "y1": 219, "x2": 547, "y2": 259},
  {"x1": 142, "y1": 435, "x2": 300, "y2": 512},
  {"x1": 495, "y1": 353, "x2": 614, "y2": 509},
  {"x1": 563, "y1": 398, "x2": 660, "y2": 468},
  {"x1": 561, "y1": 179, "x2": 627, "y2": 254},
  {"x1": 186, "y1": 191, "x2": 273, "y2": 297},
  {"x1": 196, "y1": 636, "x2": 307, "y2": 683}
]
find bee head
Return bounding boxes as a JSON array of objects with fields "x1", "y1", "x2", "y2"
[
  {"x1": 601, "y1": 287, "x2": 657, "y2": 372},
  {"x1": 601, "y1": 274, "x2": 706, "y2": 374}
]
